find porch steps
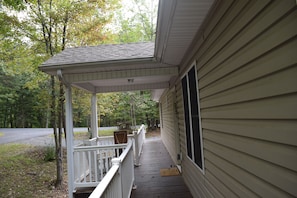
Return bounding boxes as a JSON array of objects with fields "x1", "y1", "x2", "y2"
[{"x1": 73, "y1": 187, "x2": 95, "y2": 198}]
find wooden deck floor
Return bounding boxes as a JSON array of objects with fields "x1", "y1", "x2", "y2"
[{"x1": 131, "y1": 135, "x2": 193, "y2": 198}]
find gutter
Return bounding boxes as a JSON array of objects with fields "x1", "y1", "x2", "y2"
[
  {"x1": 39, "y1": 57, "x2": 156, "y2": 74},
  {"x1": 154, "y1": 0, "x2": 177, "y2": 63}
]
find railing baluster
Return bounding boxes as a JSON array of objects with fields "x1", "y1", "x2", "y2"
[
  {"x1": 88, "y1": 151, "x2": 92, "y2": 182},
  {"x1": 89, "y1": 141, "x2": 134, "y2": 198},
  {"x1": 104, "y1": 150, "x2": 108, "y2": 172},
  {"x1": 94, "y1": 151, "x2": 98, "y2": 182},
  {"x1": 77, "y1": 152, "x2": 80, "y2": 181},
  {"x1": 83, "y1": 152, "x2": 86, "y2": 183}
]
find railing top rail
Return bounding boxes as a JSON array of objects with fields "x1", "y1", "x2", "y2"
[
  {"x1": 118, "y1": 141, "x2": 133, "y2": 162},
  {"x1": 96, "y1": 134, "x2": 134, "y2": 139},
  {"x1": 88, "y1": 137, "x2": 97, "y2": 142},
  {"x1": 88, "y1": 141, "x2": 134, "y2": 198},
  {"x1": 97, "y1": 136, "x2": 113, "y2": 140},
  {"x1": 136, "y1": 124, "x2": 145, "y2": 135},
  {"x1": 89, "y1": 164, "x2": 120, "y2": 197},
  {"x1": 74, "y1": 143, "x2": 127, "y2": 151}
]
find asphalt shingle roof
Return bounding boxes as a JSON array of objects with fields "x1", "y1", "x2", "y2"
[{"x1": 41, "y1": 42, "x2": 155, "y2": 66}]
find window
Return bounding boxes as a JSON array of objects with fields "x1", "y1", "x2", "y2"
[{"x1": 182, "y1": 63, "x2": 204, "y2": 170}]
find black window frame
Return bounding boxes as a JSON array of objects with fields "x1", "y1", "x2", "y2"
[{"x1": 181, "y1": 62, "x2": 204, "y2": 172}]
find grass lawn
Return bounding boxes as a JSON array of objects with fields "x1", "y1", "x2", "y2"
[
  {"x1": 0, "y1": 132, "x2": 3, "y2": 137},
  {"x1": 76, "y1": 128, "x2": 117, "y2": 138},
  {"x1": 98, "y1": 128, "x2": 115, "y2": 136},
  {"x1": 0, "y1": 144, "x2": 68, "y2": 197},
  {"x1": 50, "y1": 131, "x2": 90, "y2": 140},
  {"x1": 52, "y1": 129, "x2": 115, "y2": 140},
  {"x1": 0, "y1": 128, "x2": 116, "y2": 197}
]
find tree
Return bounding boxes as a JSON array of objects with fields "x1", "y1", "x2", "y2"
[
  {"x1": 1, "y1": 0, "x2": 121, "y2": 188},
  {"x1": 72, "y1": 88, "x2": 91, "y2": 127},
  {"x1": 97, "y1": 91, "x2": 159, "y2": 129},
  {"x1": 0, "y1": 31, "x2": 49, "y2": 128},
  {"x1": 115, "y1": 0, "x2": 158, "y2": 43},
  {"x1": 0, "y1": 0, "x2": 159, "y2": 190},
  {"x1": 97, "y1": 0, "x2": 160, "y2": 129}
]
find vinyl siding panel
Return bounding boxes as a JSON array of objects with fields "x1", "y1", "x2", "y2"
[
  {"x1": 159, "y1": 89, "x2": 179, "y2": 165},
  {"x1": 176, "y1": 78, "x2": 222, "y2": 198},
  {"x1": 163, "y1": 0, "x2": 297, "y2": 197}
]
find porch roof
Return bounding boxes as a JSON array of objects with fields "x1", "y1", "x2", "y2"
[
  {"x1": 39, "y1": 0, "x2": 215, "y2": 100},
  {"x1": 41, "y1": 42, "x2": 155, "y2": 69}
]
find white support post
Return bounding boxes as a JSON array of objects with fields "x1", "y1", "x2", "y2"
[
  {"x1": 65, "y1": 86, "x2": 74, "y2": 198},
  {"x1": 134, "y1": 133, "x2": 140, "y2": 166},
  {"x1": 91, "y1": 93, "x2": 98, "y2": 139},
  {"x1": 111, "y1": 158, "x2": 122, "y2": 197}
]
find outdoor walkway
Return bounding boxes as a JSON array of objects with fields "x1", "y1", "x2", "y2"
[{"x1": 131, "y1": 135, "x2": 193, "y2": 198}]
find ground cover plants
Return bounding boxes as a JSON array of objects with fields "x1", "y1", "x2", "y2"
[{"x1": 0, "y1": 144, "x2": 67, "y2": 198}]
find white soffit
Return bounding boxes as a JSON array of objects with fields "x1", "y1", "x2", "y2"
[
  {"x1": 64, "y1": 67, "x2": 178, "y2": 83},
  {"x1": 67, "y1": 67, "x2": 178, "y2": 93},
  {"x1": 155, "y1": 0, "x2": 215, "y2": 65}
]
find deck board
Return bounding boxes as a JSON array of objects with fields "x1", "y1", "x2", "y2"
[{"x1": 131, "y1": 136, "x2": 193, "y2": 198}]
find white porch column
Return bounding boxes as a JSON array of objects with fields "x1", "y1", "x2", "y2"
[
  {"x1": 91, "y1": 93, "x2": 98, "y2": 138},
  {"x1": 65, "y1": 86, "x2": 74, "y2": 198}
]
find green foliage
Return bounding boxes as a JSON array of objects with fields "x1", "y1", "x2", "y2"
[
  {"x1": 44, "y1": 145, "x2": 56, "y2": 162},
  {"x1": 114, "y1": 0, "x2": 158, "y2": 43},
  {"x1": 70, "y1": 90, "x2": 159, "y2": 128},
  {"x1": 0, "y1": 38, "x2": 50, "y2": 127},
  {"x1": 72, "y1": 88, "x2": 91, "y2": 127},
  {"x1": 0, "y1": 0, "x2": 121, "y2": 128},
  {"x1": 67, "y1": 0, "x2": 121, "y2": 46},
  {"x1": 0, "y1": 0, "x2": 159, "y2": 128},
  {"x1": 0, "y1": 0, "x2": 24, "y2": 10},
  {"x1": 99, "y1": 91, "x2": 159, "y2": 127}
]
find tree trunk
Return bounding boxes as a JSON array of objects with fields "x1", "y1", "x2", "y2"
[
  {"x1": 54, "y1": 80, "x2": 64, "y2": 188},
  {"x1": 50, "y1": 75, "x2": 63, "y2": 188}
]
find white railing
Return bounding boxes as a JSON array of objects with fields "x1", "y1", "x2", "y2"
[
  {"x1": 86, "y1": 134, "x2": 134, "y2": 146},
  {"x1": 89, "y1": 141, "x2": 134, "y2": 198},
  {"x1": 73, "y1": 124, "x2": 146, "y2": 194},
  {"x1": 73, "y1": 144, "x2": 127, "y2": 188},
  {"x1": 133, "y1": 124, "x2": 146, "y2": 166}
]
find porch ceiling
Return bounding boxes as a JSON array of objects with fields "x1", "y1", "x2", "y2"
[{"x1": 39, "y1": 0, "x2": 215, "y2": 99}]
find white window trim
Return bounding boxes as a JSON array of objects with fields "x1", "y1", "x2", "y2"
[{"x1": 160, "y1": 102, "x2": 163, "y2": 128}]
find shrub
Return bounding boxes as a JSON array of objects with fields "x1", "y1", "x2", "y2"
[{"x1": 44, "y1": 146, "x2": 55, "y2": 162}]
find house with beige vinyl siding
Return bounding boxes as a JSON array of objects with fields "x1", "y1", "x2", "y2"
[
  {"x1": 157, "y1": 0, "x2": 297, "y2": 197},
  {"x1": 40, "y1": 0, "x2": 297, "y2": 197}
]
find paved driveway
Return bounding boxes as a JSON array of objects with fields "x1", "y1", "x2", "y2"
[
  {"x1": 0, "y1": 128, "x2": 53, "y2": 144},
  {"x1": 0, "y1": 128, "x2": 88, "y2": 146}
]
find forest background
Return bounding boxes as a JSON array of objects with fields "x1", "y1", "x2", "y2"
[{"x1": 0, "y1": 0, "x2": 159, "y2": 129}]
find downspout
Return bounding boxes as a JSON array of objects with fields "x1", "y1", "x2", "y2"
[
  {"x1": 57, "y1": 69, "x2": 69, "y2": 86},
  {"x1": 57, "y1": 69, "x2": 75, "y2": 198}
]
